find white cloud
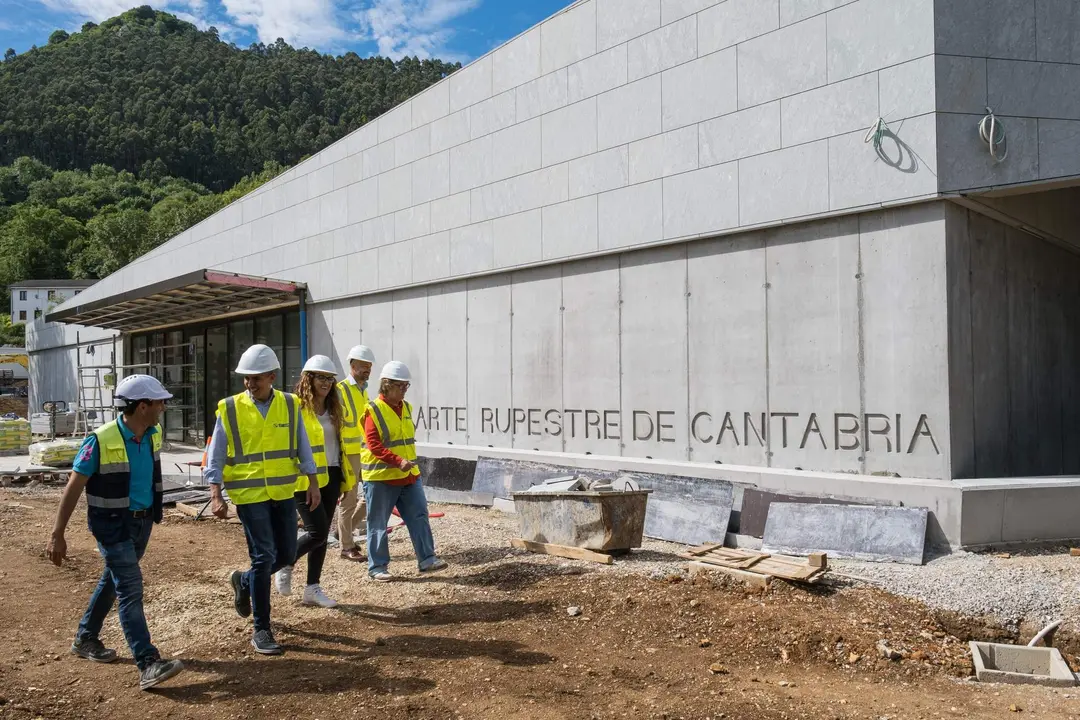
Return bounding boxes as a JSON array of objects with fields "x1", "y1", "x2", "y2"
[
  {"x1": 356, "y1": 0, "x2": 481, "y2": 60},
  {"x1": 32, "y1": 0, "x2": 482, "y2": 58},
  {"x1": 220, "y1": 0, "x2": 349, "y2": 47}
]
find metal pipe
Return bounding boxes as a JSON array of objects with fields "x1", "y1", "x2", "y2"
[{"x1": 298, "y1": 290, "x2": 309, "y2": 365}]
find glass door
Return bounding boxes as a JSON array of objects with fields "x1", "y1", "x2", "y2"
[{"x1": 206, "y1": 326, "x2": 229, "y2": 437}]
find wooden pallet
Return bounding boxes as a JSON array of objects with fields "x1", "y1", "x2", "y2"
[{"x1": 678, "y1": 543, "x2": 827, "y2": 584}]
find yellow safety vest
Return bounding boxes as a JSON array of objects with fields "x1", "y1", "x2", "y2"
[
  {"x1": 296, "y1": 405, "x2": 329, "y2": 492},
  {"x1": 86, "y1": 420, "x2": 164, "y2": 514},
  {"x1": 359, "y1": 397, "x2": 420, "y2": 483},
  {"x1": 337, "y1": 379, "x2": 369, "y2": 492},
  {"x1": 218, "y1": 390, "x2": 302, "y2": 504}
]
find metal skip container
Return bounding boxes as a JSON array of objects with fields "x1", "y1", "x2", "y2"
[{"x1": 511, "y1": 489, "x2": 653, "y2": 551}]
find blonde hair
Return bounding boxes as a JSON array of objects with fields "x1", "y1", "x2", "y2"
[{"x1": 294, "y1": 373, "x2": 343, "y2": 432}]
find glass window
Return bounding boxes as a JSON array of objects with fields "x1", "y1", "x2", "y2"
[
  {"x1": 18, "y1": 291, "x2": 26, "y2": 301},
  {"x1": 47, "y1": 290, "x2": 56, "y2": 301},
  {"x1": 132, "y1": 335, "x2": 149, "y2": 369},
  {"x1": 206, "y1": 326, "x2": 229, "y2": 426},
  {"x1": 285, "y1": 312, "x2": 302, "y2": 391},
  {"x1": 255, "y1": 315, "x2": 284, "y2": 390},
  {"x1": 228, "y1": 319, "x2": 253, "y2": 394},
  {"x1": 33, "y1": 309, "x2": 41, "y2": 318},
  {"x1": 18, "y1": 311, "x2": 26, "y2": 321}
]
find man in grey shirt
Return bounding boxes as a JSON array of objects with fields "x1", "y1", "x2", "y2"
[{"x1": 204, "y1": 344, "x2": 318, "y2": 656}]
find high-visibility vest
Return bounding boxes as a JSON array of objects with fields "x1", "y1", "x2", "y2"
[
  {"x1": 296, "y1": 405, "x2": 329, "y2": 492},
  {"x1": 218, "y1": 390, "x2": 302, "y2": 504},
  {"x1": 337, "y1": 379, "x2": 368, "y2": 492},
  {"x1": 359, "y1": 397, "x2": 420, "y2": 483},
  {"x1": 86, "y1": 420, "x2": 165, "y2": 522}
]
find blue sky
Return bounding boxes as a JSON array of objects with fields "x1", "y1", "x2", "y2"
[{"x1": 0, "y1": 1, "x2": 572, "y2": 63}]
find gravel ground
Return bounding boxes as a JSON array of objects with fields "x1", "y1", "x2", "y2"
[{"x1": 836, "y1": 549, "x2": 1080, "y2": 628}]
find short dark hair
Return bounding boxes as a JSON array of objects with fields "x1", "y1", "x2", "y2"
[{"x1": 120, "y1": 399, "x2": 151, "y2": 417}]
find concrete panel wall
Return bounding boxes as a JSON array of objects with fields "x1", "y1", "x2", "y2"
[
  {"x1": 63, "y1": 0, "x2": 942, "y2": 313},
  {"x1": 318, "y1": 202, "x2": 954, "y2": 479},
  {"x1": 944, "y1": 202, "x2": 1080, "y2": 478}
]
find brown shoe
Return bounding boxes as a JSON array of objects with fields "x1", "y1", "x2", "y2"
[{"x1": 340, "y1": 548, "x2": 365, "y2": 562}]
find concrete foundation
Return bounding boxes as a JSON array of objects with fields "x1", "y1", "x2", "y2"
[{"x1": 969, "y1": 642, "x2": 1076, "y2": 687}]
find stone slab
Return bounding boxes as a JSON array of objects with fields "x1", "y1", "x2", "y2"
[
  {"x1": 739, "y1": 488, "x2": 900, "y2": 538},
  {"x1": 762, "y1": 503, "x2": 928, "y2": 564},
  {"x1": 422, "y1": 486, "x2": 495, "y2": 507},
  {"x1": 416, "y1": 456, "x2": 477, "y2": 492}
]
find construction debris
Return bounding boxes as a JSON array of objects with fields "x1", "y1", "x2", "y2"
[
  {"x1": 510, "y1": 538, "x2": 614, "y2": 565},
  {"x1": 679, "y1": 542, "x2": 828, "y2": 587}
]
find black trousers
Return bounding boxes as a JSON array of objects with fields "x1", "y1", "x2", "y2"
[{"x1": 294, "y1": 466, "x2": 343, "y2": 587}]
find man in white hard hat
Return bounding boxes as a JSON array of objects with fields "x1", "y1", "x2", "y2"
[
  {"x1": 46, "y1": 374, "x2": 185, "y2": 690},
  {"x1": 204, "y1": 344, "x2": 319, "y2": 656},
  {"x1": 359, "y1": 361, "x2": 447, "y2": 581},
  {"x1": 335, "y1": 344, "x2": 374, "y2": 562}
]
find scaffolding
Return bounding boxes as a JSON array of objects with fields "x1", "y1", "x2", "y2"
[{"x1": 72, "y1": 333, "x2": 204, "y2": 448}]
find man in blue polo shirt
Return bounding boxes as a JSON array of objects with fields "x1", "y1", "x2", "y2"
[{"x1": 46, "y1": 375, "x2": 185, "y2": 691}]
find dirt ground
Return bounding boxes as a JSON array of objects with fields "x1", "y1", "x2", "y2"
[{"x1": 1, "y1": 488, "x2": 1078, "y2": 720}]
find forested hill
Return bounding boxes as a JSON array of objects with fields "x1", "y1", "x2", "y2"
[{"x1": 0, "y1": 6, "x2": 459, "y2": 192}]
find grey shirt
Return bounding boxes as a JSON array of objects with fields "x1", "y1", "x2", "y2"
[{"x1": 204, "y1": 391, "x2": 317, "y2": 485}]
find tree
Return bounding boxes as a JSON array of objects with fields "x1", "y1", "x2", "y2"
[
  {"x1": 48, "y1": 30, "x2": 70, "y2": 45},
  {"x1": 0, "y1": 205, "x2": 83, "y2": 286},
  {"x1": 3, "y1": 49, "x2": 14, "y2": 63},
  {"x1": 0, "y1": 314, "x2": 25, "y2": 347},
  {"x1": 0, "y1": 7, "x2": 458, "y2": 190}
]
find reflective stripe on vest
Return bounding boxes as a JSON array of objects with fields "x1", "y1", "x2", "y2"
[
  {"x1": 219, "y1": 391, "x2": 301, "y2": 504},
  {"x1": 296, "y1": 405, "x2": 330, "y2": 492},
  {"x1": 359, "y1": 398, "x2": 420, "y2": 483},
  {"x1": 337, "y1": 381, "x2": 368, "y2": 455},
  {"x1": 85, "y1": 421, "x2": 164, "y2": 510}
]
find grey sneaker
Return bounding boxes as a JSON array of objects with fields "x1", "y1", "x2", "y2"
[
  {"x1": 370, "y1": 569, "x2": 394, "y2": 583},
  {"x1": 419, "y1": 558, "x2": 448, "y2": 573},
  {"x1": 251, "y1": 629, "x2": 284, "y2": 656},
  {"x1": 139, "y1": 658, "x2": 184, "y2": 690},
  {"x1": 71, "y1": 638, "x2": 117, "y2": 664}
]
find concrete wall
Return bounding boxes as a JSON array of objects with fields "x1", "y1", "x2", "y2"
[
  {"x1": 0, "y1": 346, "x2": 28, "y2": 381},
  {"x1": 60, "y1": 0, "x2": 941, "y2": 311},
  {"x1": 936, "y1": 0, "x2": 1080, "y2": 192},
  {"x1": 944, "y1": 202, "x2": 1080, "y2": 479},
  {"x1": 26, "y1": 321, "x2": 120, "y2": 417},
  {"x1": 312, "y1": 202, "x2": 954, "y2": 480}
]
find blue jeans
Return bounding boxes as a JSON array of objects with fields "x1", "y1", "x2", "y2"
[
  {"x1": 235, "y1": 498, "x2": 298, "y2": 633},
  {"x1": 363, "y1": 480, "x2": 437, "y2": 575},
  {"x1": 77, "y1": 510, "x2": 158, "y2": 670}
]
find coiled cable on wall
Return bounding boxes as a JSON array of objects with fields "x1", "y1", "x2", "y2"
[
  {"x1": 979, "y1": 106, "x2": 1008, "y2": 162},
  {"x1": 864, "y1": 116, "x2": 889, "y2": 152}
]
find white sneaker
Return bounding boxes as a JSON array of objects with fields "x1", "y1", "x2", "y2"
[
  {"x1": 301, "y1": 584, "x2": 338, "y2": 608},
  {"x1": 274, "y1": 566, "x2": 293, "y2": 596},
  {"x1": 370, "y1": 570, "x2": 394, "y2": 583}
]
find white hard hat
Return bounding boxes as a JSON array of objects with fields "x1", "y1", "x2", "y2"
[
  {"x1": 379, "y1": 360, "x2": 412, "y2": 382},
  {"x1": 347, "y1": 345, "x2": 376, "y2": 363},
  {"x1": 302, "y1": 355, "x2": 337, "y2": 376},
  {"x1": 235, "y1": 344, "x2": 280, "y2": 375},
  {"x1": 114, "y1": 374, "x2": 172, "y2": 406}
]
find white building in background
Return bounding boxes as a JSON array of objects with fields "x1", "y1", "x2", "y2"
[
  {"x1": 34, "y1": 0, "x2": 1080, "y2": 548},
  {"x1": 9, "y1": 280, "x2": 95, "y2": 324}
]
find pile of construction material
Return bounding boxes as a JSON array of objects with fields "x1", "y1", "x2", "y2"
[
  {"x1": 28, "y1": 437, "x2": 83, "y2": 467},
  {"x1": 0, "y1": 418, "x2": 30, "y2": 457},
  {"x1": 31, "y1": 409, "x2": 76, "y2": 436}
]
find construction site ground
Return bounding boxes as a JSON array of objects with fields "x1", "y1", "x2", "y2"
[{"x1": 1, "y1": 487, "x2": 1079, "y2": 720}]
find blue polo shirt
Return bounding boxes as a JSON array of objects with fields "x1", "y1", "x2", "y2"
[{"x1": 73, "y1": 417, "x2": 157, "y2": 511}]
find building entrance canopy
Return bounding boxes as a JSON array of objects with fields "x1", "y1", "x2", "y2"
[{"x1": 46, "y1": 270, "x2": 305, "y2": 333}]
